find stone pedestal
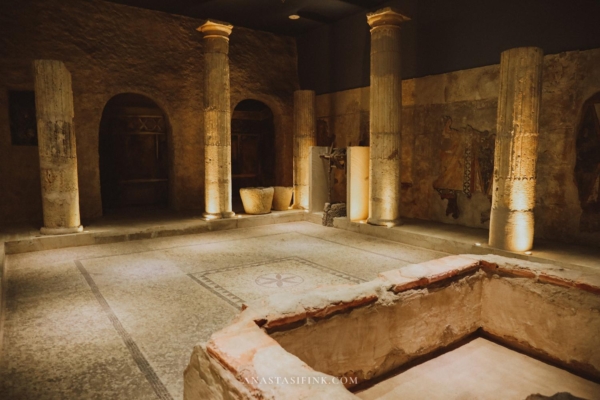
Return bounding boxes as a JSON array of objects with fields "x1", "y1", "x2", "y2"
[
  {"x1": 309, "y1": 146, "x2": 329, "y2": 213},
  {"x1": 489, "y1": 47, "x2": 543, "y2": 252},
  {"x1": 198, "y1": 20, "x2": 235, "y2": 219},
  {"x1": 366, "y1": 8, "x2": 409, "y2": 227},
  {"x1": 292, "y1": 90, "x2": 317, "y2": 210},
  {"x1": 33, "y1": 60, "x2": 83, "y2": 235},
  {"x1": 347, "y1": 146, "x2": 370, "y2": 222}
]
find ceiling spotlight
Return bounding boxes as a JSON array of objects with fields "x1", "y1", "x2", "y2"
[{"x1": 289, "y1": 14, "x2": 300, "y2": 20}]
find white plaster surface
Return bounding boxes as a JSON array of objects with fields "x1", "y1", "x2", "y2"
[
  {"x1": 347, "y1": 146, "x2": 370, "y2": 221},
  {"x1": 356, "y1": 338, "x2": 600, "y2": 400}
]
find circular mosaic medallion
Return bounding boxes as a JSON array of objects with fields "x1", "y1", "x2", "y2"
[{"x1": 255, "y1": 273, "x2": 304, "y2": 288}]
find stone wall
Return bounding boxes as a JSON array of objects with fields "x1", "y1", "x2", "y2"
[
  {"x1": 272, "y1": 272, "x2": 483, "y2": 382},
  {"x1": 316, "y1": 48, "x2": 600, "y2": 246},
  {"x1": 0, "y1": 0, "x2": 298, "y2": 224}
]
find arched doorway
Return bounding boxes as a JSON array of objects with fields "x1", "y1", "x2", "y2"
[
  {"x1": 231, "y1": 100, "x2": 275, "y2": 211},
  {"x1": 99, "y1": 93, "x2": 169, "y2": 212},
  {"x1": 575, "y1": 92, "x2": 600, "y2": 232}
]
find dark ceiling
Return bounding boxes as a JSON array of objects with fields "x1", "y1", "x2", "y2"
[{"x1": 104, "y1": 0, "x2": 390, "y2": 36}]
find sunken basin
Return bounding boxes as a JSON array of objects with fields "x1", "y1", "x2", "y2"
[{"x1": 183, "y1": 255, "x2": 600, "y2": 399}]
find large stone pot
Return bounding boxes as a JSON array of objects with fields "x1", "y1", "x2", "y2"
[
  {"x1": 240, "y1": 187, "x2": 274, "y2": 215},
  {"x1": 272, "y1": 186, "x2": 293, "y2": 211}
]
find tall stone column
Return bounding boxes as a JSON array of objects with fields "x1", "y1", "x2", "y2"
[
  {"x1": 292, "y1": 90, "x2": 316, "y2": 210},
  {"x1": 489, "y1": 47, "x2": 543, "y2": 251},
  {"x1": 33, "y1": 60, "x2": 83, "y2": 235},
  {"x1": 198, "y1": 20, "x2": 235, "y2": 219},
  {"x1": 366, "y1": 8, "x2": 409, "y2": 227}
]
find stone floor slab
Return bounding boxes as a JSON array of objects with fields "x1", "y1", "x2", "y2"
[{"x1": 356, "y1": 338, "x2": 600, "y2": 400}]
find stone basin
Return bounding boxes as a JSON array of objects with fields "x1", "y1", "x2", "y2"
[
  {"x1": 183, "y1": 255, "x2": 600, "y2": 399},
  {"x1": 272, "y1": 186, "x2": 293, "y2": 211},
  {"x1": 240, "y1": 187, "x2": 274, "y2": 215}
]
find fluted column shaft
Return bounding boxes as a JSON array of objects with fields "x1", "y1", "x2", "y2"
[
  {"x1": 292, "y1": 90, "x2": 316, "y2": 210},
  {"x1": 198, "y1": 21, "x2": 234, "y2": 218},
  {"x1": 33, "y1": 60, "x2": 83, "y2": 235},
  {"x1": 489, "y1": 47, "x2": 543, "y2": 251},
  {"x1": 366, "y1": 8, "x2": 409, "y2": 227}
]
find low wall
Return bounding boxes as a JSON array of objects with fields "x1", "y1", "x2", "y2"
[
  {"x1": 184, "y1": 255, "x2": 600, "y2": 399},
  {"x1": 480, "y1": 257, "x2": 600, "y2": 379},
  {"x1": 272, "y1": 270, "x2": 483, "y2": 382}
]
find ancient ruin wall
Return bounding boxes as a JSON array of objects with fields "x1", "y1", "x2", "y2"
[
  {"x1": 0, "y1": 0, "x2": 298, "y2": 224},
  {"x1": 270, "y1": 273, "x2": 483, "y2": 383},
  {"x1": 316, "y1": 48, "x2": 600, "y2": 246},
  {"x1": 481, "y1": 275, "x2": 600, "y2": 378}
]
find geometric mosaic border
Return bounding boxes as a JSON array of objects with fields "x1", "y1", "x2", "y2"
[{"x1": 188, "y1": 256, "x2": 365, "y2": 309}]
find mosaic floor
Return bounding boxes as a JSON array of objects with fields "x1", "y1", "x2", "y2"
[{"x1": 0, "y1": 221, "x2": 447, "y2": 399}]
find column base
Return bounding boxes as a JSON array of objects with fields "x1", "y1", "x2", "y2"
[
  {"x1": 291, "y1": 204, "x2": 306, "y2": 210},
  {"x1": 40, "y1": 225, "x2": 83, "y2": 235},
  {"x1": 488, "y1": 208, "x2": 534, "y2": 252},
  {"x1": 203, "y1": 211, "x2": 236, "y2": 220},
  {"x1": 367, "y1": 217, "x2": 402, "y2": 228},
  {"x1": 203, "y1": 212, "x2": 221, "y2": 220}
]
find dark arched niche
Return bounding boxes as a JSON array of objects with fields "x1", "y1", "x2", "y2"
[
  {"x1": 575, "y1": 92, "x2": 600, "y2": 232},
  {"x1": 99, "y1": 93, "x2": 169, "y2": 212}
]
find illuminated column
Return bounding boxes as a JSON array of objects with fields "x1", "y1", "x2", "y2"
[
  {"x1": 489, "y1": 47, "x2": 543, "y2": 251},
  {"x1": 198, "y1": 20, "x2": 235, "y2": 219},
  {"x1": 292, "y1": 90, "x2": 316, "y2": 210},
  {"x1": 33, "y1": 60, "x2": 83, "y2": 235},
  {"x1": 366, "y1": 8, "x2": 409, "y2": 227}
]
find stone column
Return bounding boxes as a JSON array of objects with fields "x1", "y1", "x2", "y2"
[
  {"x1": 292, "y1": 90, "x2": 316, "y2": 210},
  {"x1": 489, "y1": 47, "x2": 543, "y2": 251},
  {"x1": 198, "y1": 20, "x2": 235, "y2": 219},
  {"x1": 366, "y1": 8, "x2": 409, "y2": 227},
  {"x1": 33, "y1": 60, "x2": 83, "y2": 235}
]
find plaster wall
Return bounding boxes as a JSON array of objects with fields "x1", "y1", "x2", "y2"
[
  {"x1": 315, "y1": 48, "x2": 600, "y2": 246},
  {"x1": 0, "y1": 0, "x2": 298, "y2": 224},
  {"x1": 271, "y1": 273, "x2": 483, "y2": 384},
  {"x1": 481, "y1": 276, "x2": 600, "y2": 378}
]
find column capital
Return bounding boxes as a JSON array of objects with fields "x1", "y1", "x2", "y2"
[
  {"x1": 197, "y1": 20, "x2": 233, "y2": 39},
  {"x1": 367, "y1": 7, "x2": 410, "y2": 29}
]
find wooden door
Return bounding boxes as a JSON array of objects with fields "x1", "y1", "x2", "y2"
[{"x1": 100, "y1": 107, "x2": 168, "y2": 209}]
